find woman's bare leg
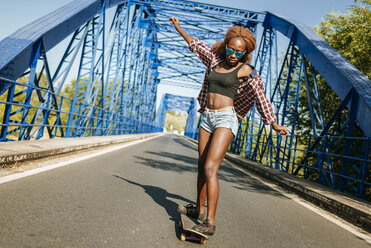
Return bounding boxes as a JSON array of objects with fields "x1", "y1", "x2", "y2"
[
  {"x1": 204, "y1": 127, "x2": 234, "y2": 226},
  {"x1": 197, "y1": 127, "x2": 213, "y2": 214}
]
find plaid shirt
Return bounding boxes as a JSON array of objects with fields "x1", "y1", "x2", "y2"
[{"x1": 189, "y1": 39, "x2": 277, "y2": 125}]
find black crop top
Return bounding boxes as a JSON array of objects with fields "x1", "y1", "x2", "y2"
[{"x1": 206, "y1": 63, "x2": 246, "y2": 99}]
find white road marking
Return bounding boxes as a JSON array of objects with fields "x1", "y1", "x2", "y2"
[
  {"x1": 0, "y1": 134, "x2": 162, "y2": 185},
  {"x1": 224, "y1": 159, "x2": 371, "y2": 244}
]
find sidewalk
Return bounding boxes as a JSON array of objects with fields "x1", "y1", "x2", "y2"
[
  {"x1": 184, "y1": 136, "x2": 371, "y2": 233},
  {"x1": 0, "y1": 133, "x2": 162, "y2": 167}
]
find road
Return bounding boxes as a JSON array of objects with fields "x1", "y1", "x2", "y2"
[{"x1": 0, "y1": 134, "x2": 368, "y2": 247}]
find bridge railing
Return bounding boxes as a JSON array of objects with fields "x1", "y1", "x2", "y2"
[
  {"x1": 186, "y1": 118, "x2": 370, "y2": 200},
  {"x1": 228, "y1": 121, "x2": 371, "y2": 200},
  {"x1": 0, "y1": 78, "x2": 161, "y2": 142}
]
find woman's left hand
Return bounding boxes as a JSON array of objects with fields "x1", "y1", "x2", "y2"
[{"x1": 271, "y1": 122, "x2": 289, "y2": 137}]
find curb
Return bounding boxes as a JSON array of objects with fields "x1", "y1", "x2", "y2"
[
  {"x1": 183, "y1": 136, "x2": 371, "y2": 233},
  {"x1": 0, "y1": 133, "x2": 162, "y2": 167}
]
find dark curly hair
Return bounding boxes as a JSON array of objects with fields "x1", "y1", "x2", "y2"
[{"x1": 212, "y1": 26, "x2": 256, "y2": 64}]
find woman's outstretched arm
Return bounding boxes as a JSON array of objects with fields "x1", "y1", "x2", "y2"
[
  {"x1": 169, "y1": 16, "x2": 216, "y2": 68},
  {"x1": 169, "y1": 17, "x2": 195, "y2": 44}
]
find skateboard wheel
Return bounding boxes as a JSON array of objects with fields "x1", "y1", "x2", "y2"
[
  {"x1": 178, "y1": 221, "x2": 182, "y2": 228},
  {"x1": 180, "y1": 233, "x2": 186, "y2": 241},
  {"x1": 200, "y1": 237, "x2": 206, "y2": 244}
]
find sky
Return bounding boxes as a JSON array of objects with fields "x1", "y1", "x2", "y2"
[
  {"x1": 197, "y1": 0, "x2": 354, "y2": 27},
  {"x1": 0, "y1": 0, "x2": 355, "y2": 111},
  {"x1": 0, "y1": 0, "x2": 354, "y2": 40}
]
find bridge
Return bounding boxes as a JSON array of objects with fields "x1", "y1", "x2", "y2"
[{"x1": 0, "y1": 0, "x2": 370, "y2": 247}]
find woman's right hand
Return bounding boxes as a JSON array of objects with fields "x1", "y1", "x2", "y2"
[
  {"x1": 169, "y1": 17, "x2": 180, "y2": 30},
  {"x1": 169, "y1": 16, "x2": 194, "y2": 44}
]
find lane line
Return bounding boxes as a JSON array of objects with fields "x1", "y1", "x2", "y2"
[
  {"x1": 0, "y1": 134, "x2": 163, "y2": 185},
  {"x1": 223, "y1": 159, "x2": 371, "y2": 244}
]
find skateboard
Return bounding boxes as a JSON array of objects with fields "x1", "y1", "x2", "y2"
[{"x1": 178, "y1": 214, "x2": 208, "y2": 244}]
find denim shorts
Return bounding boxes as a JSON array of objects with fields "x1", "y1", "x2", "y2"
[{"x1": 200, "y1": 106, "x2": 239, "y2": 138}]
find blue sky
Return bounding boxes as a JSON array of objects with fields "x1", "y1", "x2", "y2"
[
  {"x1": 197, "y1": 0, "x2": 354, "y2": 26},
  {"x1": 0, "y1": 0, "x2": 354, "y2": 40}
]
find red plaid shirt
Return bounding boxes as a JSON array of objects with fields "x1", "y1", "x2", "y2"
[{"x1": 189, "y1": 39, "x2": 277, "y2": 125}]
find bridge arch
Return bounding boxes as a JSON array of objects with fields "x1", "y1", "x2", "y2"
[{"x1": 0, "y1": 0, "x2": 369, "y2": 199}]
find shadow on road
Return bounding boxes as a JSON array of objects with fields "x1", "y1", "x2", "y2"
[
  {"x1": 135, "y1": 151, "x2": 198, "y2": 174},
  {"x1": 113, "y1": 174, "x2": 195, "y2": 222},
  {"x1": 135, "y1": 149, "x2": 287, "y2": 199},
  {"x1": 172, "y1": 137, "x2": 198, "y2": 151}
]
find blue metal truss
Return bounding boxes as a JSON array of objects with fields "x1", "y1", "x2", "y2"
[
  {"x1": 0, "y1": 0, "x2": 370, "y2": 199},
  {"x1": 235, "y1": 25, "x2": 278, "y2": 158},
  {"x1": 102, "y1": 3, "x2": 129, "y2": 135},
  {"x1": 227, "y1": 12, "x2": 370, "y2": 199},
  {"x1": 273, "y1": 43, "x2": 303, "y2": 172},
  {"x1": 66, "y1": 3, "x2": 106, "y2": 137}
]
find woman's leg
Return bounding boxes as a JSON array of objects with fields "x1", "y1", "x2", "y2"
[
  {"x1": 204, "y1": 127, "x2": 234, "y2": 226},
  {"x1": 197, "y1": 127, "x2": 213, "y2": 214}
]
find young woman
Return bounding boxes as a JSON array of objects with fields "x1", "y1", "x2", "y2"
[{"x1": 169, "y1": 17, "x2": 288, "y2": 236}]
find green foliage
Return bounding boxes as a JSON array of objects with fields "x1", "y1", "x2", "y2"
[
  {"x1": 164, "y1": 110, "x2": 187, "y2": 134},
  {"x1": 61, "y1": 79, "x2": 77, "y2": 99},
  {"x1": 297, "y1": 0, "x2": 370, "y2": 137},
  {"x1": 313, "y1": 0, "x2": 370, "y2": 78}
]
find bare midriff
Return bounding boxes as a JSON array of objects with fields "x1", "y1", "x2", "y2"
[{"x1": 207, "y1": 92, "x2": 234, "y2": 110}]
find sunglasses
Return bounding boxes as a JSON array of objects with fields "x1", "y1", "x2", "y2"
[{"x1": 225, "y1": 47, "x2": 245, "y2": 58}]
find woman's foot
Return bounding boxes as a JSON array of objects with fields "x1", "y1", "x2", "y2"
[
  {"x1": 177, "y1": 204, "x2": 205, "y2": 222},
  {"x1": 192, "y1": 219, "x2": 216, "y2": 236}
]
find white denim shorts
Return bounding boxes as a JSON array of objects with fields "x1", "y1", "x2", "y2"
[{"x1": 200, "y1": 106, "x2": 239, "y2": 138}]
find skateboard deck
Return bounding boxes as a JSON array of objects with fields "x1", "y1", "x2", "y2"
[{"x1": 179, "y1": 214, "x2": 208, "y2": 244}]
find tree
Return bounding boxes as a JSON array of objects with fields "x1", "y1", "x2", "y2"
[
  {"x1": 313, "y1": 0, "x2": 370, "y2": 78},
  {"x1": 164, "y1": 110, "x2": 187, "y2": 134},
  {"x1": 296, "y1": 0, "x2": 370, "y2": 136}
]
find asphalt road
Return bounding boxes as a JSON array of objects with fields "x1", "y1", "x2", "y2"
[{"x1": 0, "y1": 134, "x2": 368, "y2": 247}]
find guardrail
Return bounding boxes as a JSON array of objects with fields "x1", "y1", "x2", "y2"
[{"x1": 0, "y1": 78, "x2": 162, "y2": 142}]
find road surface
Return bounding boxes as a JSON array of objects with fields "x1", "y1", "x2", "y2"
[{"x1": 0, "y1": 134, "x2": 368, "y2": 247}]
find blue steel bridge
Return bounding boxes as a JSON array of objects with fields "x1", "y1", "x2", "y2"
[{"x1": 0, "y1": 0, "x2": 370, "y2": 207}]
